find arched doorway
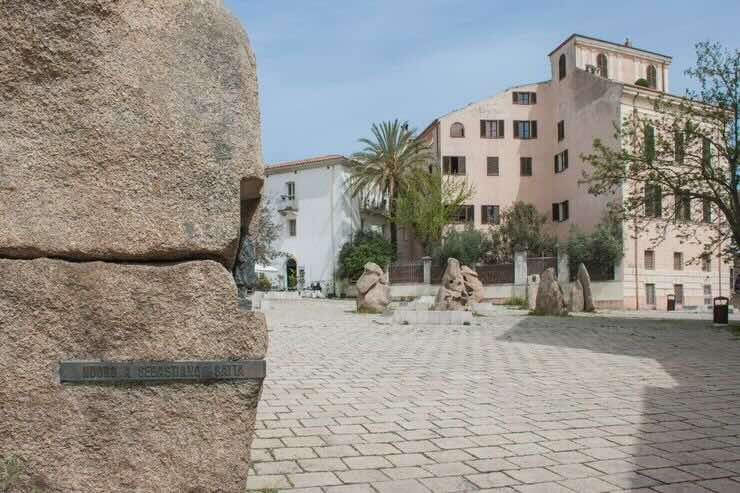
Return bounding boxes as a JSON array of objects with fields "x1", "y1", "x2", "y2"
[{"x1": 286, "y1": 257, "x2": 297, "y2": 290}]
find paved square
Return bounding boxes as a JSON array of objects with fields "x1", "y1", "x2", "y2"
[{"x1": 248, "y1": 300, "x2": 740, "y2": 492}]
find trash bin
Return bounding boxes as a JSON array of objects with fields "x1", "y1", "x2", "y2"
[
  {"x1": 667, "y1": 294, "x2": 676, "y2": 311},
  {"x1": 714, "y1": 296, "x2": 729, "y2": 324}
]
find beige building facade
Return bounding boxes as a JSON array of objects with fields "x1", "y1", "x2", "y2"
[{"x1": 416, "y1": 34, "x2": 730, "y2": 310}]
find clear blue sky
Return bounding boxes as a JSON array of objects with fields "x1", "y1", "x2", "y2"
[{"x1": 224, "y1": 0, "x2": 739, "y2": 165}]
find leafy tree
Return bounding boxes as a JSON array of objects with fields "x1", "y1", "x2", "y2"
[
  {"x1": 347, "y1": 120, "x2": 433, "y2": 248},
  {"x1": 566, "y1": 213, "x2": 624, "y2": 277},
  {"x1": 494, "y1": 201, "x2": 557, "y2": 257},
  {"x1": 433, "y1": 227, "x2": 492, "y2": 267},
  {"x1": 394, "y1": 167, "x2": 474, "y2": 255},
  {"x1": 338, "y1": 230, "x2": 395, "y2": 281},
  {"x1": 582, "y1": 41, "x2": 739, "y2": 258},
  {"x1": 252, "y1": 196, "x2": 284, "y2": 265}
]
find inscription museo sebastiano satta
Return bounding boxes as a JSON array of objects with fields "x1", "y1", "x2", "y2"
[{"x1": 59, "y1": 360, "x2": 266, "y2": 384}]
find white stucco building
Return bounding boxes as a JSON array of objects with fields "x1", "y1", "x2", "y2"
[{"x1": 264, "y1": 155, "x2": 361, "y2": 292}]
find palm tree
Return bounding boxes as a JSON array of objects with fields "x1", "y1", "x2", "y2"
[{"x1": 347, "y1": 120, "x2": 433, "y2": 247}]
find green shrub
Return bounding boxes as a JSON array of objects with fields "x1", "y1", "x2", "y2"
[
  {"x1": 566, "y1": 213, "x2": 623, "y2": 278},
  {"x1": 503, "y1": 296, "x2": 528, "y2": 308},
  {"x1": 634, "y1": 78, "x2": 650, "y2": 87},
  {"x1": 338, "y1": 230, "x2": 395, "y2": 281},
  {"x1": 433, "y1": 227, "x2": 491, "y2": 267},
  {"x1": 256, "y1": 273, "x2": 272, "y2": 291}
]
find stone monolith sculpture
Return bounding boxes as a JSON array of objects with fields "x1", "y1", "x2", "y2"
[
  {"x1": 433, "y1": 258, "x2": 469, "y2": 310},
  {"x1": 534, "y1": 268, "x2": 568, "y2": 315},
  {"x1": 461, "y1": 265, "x2": 485, "y2": 304},
  {"x1": 577, "y1": 263, "x2": 596, "y2": 312},
  {"x1": 356, "y1": 262, "x2": 390, "y2": 313},
  {"x1": 568, "y1": 279, "x2": 585, "y2": 312},
  {"x1": 0, "y1": 1, "x2": 266, "y2": 491}
]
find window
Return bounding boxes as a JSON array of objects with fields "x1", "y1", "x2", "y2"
[
  {"x1": 288, "y1": 219, "x2": 297, "y2": 237},
  {"x1": 442, "y1": 156, "x2": 466, "y2": 175},
  {"x1": 552, "y1": 200, "x2": 569, "y2": 222},
  {"x1": 554, "y1": 150, "x2": 569, "y2": 173},
  {"x1": 644, "y1": 250, "x2": 655, "y2": 270},
  {"x1": 702, "y1": 137, "x2": 712, "y2": 167},
  {"x1": 513, "y1": 120, "x2": 537, "y2": 139},
  {"x1": 597, "y1": 53, "x2": 608, "y2": 78},
  {"x1": 674, "y1": 284, "x2": 684, "y2": 305},
  {"x1": 512, "y1": 91, "x2": 537, "y2": 105},
  {"x1": 481, "y1": 205, "x2": 500, "y2": 225},
  {"x1": 701, "y1": 254, "x2": 711, "y2": 272},
  {"x1": 645, "y1": 184, "x2": 662, "y2": 218},
  {"x1": 647, "y1": 65, "x2": 657, "y2": 88},
  {"x1": 480, "y1": 120, "x2": 504, "y2": 139},
  {"x1": 450, "y1": 122, "x2": 465, "y2": 138},
  {"x1": 673, "y1": 252, "x2": 683, "y2": 271},
  {"x1": 453, "y1": 205, "x2": 475, "y2": 224},
  {"x1": 286, "y1": 181, "x2": 296, "y2": 200},
  {"x1": 646, "y1": 283, "x2": 656, "y2": 305},
  {"x1": 486, "y1": 157, "x2": 500, "y2": 176},
  {"x1": 520, "y1": 157, "x2": 533, "y2": 176},
  {"x1": 559, "y1": 54, "x2": 566, "y2": 79},
  {"x1": 557, "y1": 120, "x2": 565, "y2": 141},
  {"x1": 704, "y1": 284, "x2": 712, "y2": 305},
  {"x1": 674, "y1": 127, "x2": 684, "y2": 164},
  {"x1": 675, "y1": 191, "x2": 691, "y2": 221},
  {"x1": 702, "y1": 199, "x2": 712, "y2": 223},
  {"x1": 644, "y1": 124, "x2": 656, "y2": 163}
]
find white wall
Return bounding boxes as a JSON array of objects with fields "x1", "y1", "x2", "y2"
[{"x1": 265, "y1": 164, "x2": 360, "y2": 290}]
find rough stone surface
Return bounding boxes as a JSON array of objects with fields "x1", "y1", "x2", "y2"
[
  {"x1": 432, "y1": 259, "x2": 469, "y2": 311},
  {"x1": 0, "y1": 258, "x2": 267, "y2": 493},
  {"x1": 534, "y1": 268, "x2": 568, "y2": 316},
  {"x1": 0, "y1": 0, "x2": 261, "y2": 265},
  {"x1": 568, "y1": 280, "x2": 585, "y2": 312},
  {"x1": 577, "y1": 264, "x2": 595, "y2": 312},
  {"x1": 461, "y1": 266, "x2": 485, "y2": 304},
  {"x1": 356, "y1": 263, "x2": 390, "y2": 313}
]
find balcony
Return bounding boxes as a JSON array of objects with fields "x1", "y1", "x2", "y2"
[
  {"x1": 278, "y1": 195, "x2": 298, "y2": 217},
  {"x1": 360, "y1": 198, "x2": 388, "y2": 219}
]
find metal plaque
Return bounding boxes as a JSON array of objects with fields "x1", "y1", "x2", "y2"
[{"x1": 59, "y1": 360, "x2": 266, "y2": 384}]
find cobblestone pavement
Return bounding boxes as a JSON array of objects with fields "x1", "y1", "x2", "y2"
[{"x1": 248, "y1": 299, "x2": 740, "y2": 492}]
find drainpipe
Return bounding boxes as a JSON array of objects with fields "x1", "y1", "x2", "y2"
[
  {"x1": 330, "y1": 164, "x2": 336, "y2": 295},
  {"x1": 631, "y1": 92, "x2": 640, "y2": 310}
]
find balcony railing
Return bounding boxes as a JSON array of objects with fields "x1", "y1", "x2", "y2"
[{"x1": 278, "y1": 195, "x2": 298, "y2": 216}]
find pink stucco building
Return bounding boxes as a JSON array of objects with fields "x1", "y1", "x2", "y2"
[{"x1": 414, "y1": 34, "x2": 730, "y2": 310}]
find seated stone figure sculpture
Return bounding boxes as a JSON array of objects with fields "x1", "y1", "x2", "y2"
[
  {"x1": 356, "y1": 262, "x2": 390, "y2": 313},
  {"x1": 432, "y1": 258, "x2": 470, "y2": 311},
  {"x1": 461, "y1": 265, "x2": 485, "y2": 304}
]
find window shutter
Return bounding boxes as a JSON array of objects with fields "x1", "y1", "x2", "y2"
[
  {"x1": 513, "y1": 121, "x2": 519, "y2": 138},
  {"x1": 564, "y1": 149, "x2": 569, "y2": 169},
  {"x1": 562, "y1": 201, "x2": 569, "y2": 221},
  {"x1": 480, "y1": 120, "x2": 486, "y2": 138},
  {"x1": 460, "y1": 157, "x2": 466, "y2": 175},
  {"x1": 554, "y1": 155, "x2": 559, "y2": 173},
  {"x1": 443, "y1": 156, "x2": 449, "y2": 174},
  {"x1": 481, "y1": 206, "x2": 488, "y2": 224},
  {"x1": 531, "y1": 92, "x2": 537, "y2": 104},
  {"x1": 512, "y1": 92, "x2": 518, "y2": 104},
  {"x1": 552, "y1": 203, "x2": 559, "y2": 221},
  {"x1": 498, "y1": 120, "x2": 504, "y2": 138},
  {"x1": 468, "y1": 205, "x2": 474, "y2": 223},
  {"x1": 531, "y1": 121, "x2": 537, "y2": 139},
  {"x1": 493, "y1": 206, "x2": 500, "y2": 225}
]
